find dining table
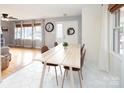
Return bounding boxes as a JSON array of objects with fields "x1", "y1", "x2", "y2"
[{"x1": 33, "y1": 43, "x2": 81, "y2": 88}]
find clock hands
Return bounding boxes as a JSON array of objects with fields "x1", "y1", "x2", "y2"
[{"x1": 45, "y1": 22, "x2": 54, "y2": 32}]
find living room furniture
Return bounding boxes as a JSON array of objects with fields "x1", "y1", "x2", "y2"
[
  {"x1": 54, "y1": 42, "x2": 58, "y2": 47},
  {"x1": 1, "y1": 46, "x2": 11, "y2": 71}
]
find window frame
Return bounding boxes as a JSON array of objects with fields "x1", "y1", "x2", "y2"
[
  {"x1": 15, "y1": 27, "x2": 22, "y2": 39},
  {"x1": 33, "y1": 25, "x2": 42, "y2": 41},
  {"x1": 23, "y1": 26, "x2": 33, "y2": 40},
  {"x1": 113, "y1": 9, "x2": 124, "y2": 55}
]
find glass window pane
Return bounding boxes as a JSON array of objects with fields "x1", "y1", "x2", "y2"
[
  {"x1": 120, "y1": 7, "x2": 124, "y2": 54},
  {"x1": 112, "y1": 9, "x2": 124, "y2": 55},
  {"x1": 33, "y1": 26, "x2": 42, "y2": 40},
  {"x1": 15, "y1": 27, "x2": 21, "y2": 39},
  {"x1": 24, "y1": 27, "x2": 32, "y2": 39}
]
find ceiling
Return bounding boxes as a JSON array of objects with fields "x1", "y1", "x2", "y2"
[{"x1": 0, "y1": 4, "x2": 87, "y2": 20}]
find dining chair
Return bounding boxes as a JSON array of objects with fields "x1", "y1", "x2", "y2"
[
  {"x1": 81, "y1": 44, "x2": 85, "y2": 55},
  {"x1": 54, "y1": 42, "x2": 58, "y2": 47},
  {"x1": 65, "y1": 44, "x2": 85, "y2": 79},
  {"x1": 41, "y1": 45, "x2": 59, "y2": 86},
  {"x1": 41, "y1": 45, "x2": 49, "y2": 53},
  {"x1": 62, "y1": 48, "x2": 86, "y2": 87}
]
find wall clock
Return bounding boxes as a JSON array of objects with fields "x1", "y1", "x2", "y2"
[
  {"x1": 67, "y1": 27, "x2": 75, "y2": 35},
  {"x1": 45, "y1": 22, "x2": 54, "y2": 32}
]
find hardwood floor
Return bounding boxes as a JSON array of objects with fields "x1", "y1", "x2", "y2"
[
  {"x1": 1, "y1": 48, "x2": 120, "y2": 88},
  {"x1": 2, "y1": 47, "x2": 41, "y2": 79}
]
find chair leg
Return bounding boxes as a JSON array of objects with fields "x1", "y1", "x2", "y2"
[
  {"x1": 66, "y1": 70, "x2": 68, "y2": 77},
  {"x1": 80, "y1": 71, "x2": 83, "y2": 80},
  {"x1": 78, "y1": 71, "x2": 82, "y2": 88},
  {"x1": 59, "y1": 66, "x2": 62, "y2": 75},
  {"x1": 62, "y1": 70, "x2": 66, "y2": 88},
  {"x1": 48, "y1": 66, "x2": 50, "y2": 72},
  {"x1": 54, "y1": 66, "x2": 58, "y2": 86}
]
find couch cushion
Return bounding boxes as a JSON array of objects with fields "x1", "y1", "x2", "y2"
[{"x1": 1, "y1": 46, "x2": 10, "y2": 55}]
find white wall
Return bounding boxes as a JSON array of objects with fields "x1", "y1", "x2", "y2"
[
  {"x1": 82, "y1": 5, "x2": 123, "y2": 87},
  {"x1": 1, "y1": 21, "x2": 15, "y2": 46},
  {"x1": 82, "y1": 4, "x2": 123, "y2": 80},
  {"x1": 63, "y1": 21, "x2": 78, "y2": 44},
  {"x1": 82, "y1": 5, "x2": 102, "y2": 65},
  {"x1": 109, "y1": 53, "x2": 122, "y2": 77},
  {"x1": 55, "y1": 20, "x2": 79, "y2": 44},
  {"x1": 45, "y1": 20, "x2": 79, "y2": 48},
  {"x1": 121, "y1": 49, "x2": 124, "y2": 87},
  {"x1": 44, "y1": 21, "x2": 56, "y2": 48},
  {"x1": 44, "y1": 16, "x2": 81, "y2": 48}
]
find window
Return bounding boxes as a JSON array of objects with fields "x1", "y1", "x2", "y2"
[
  {"x1": 33, "y1": 25, "x2": 42, "y2": 40},
  {"x1": 113, "y1": 8, "x2": 124, "y2": 55},
  {"x1": 14, "y1": 21, "x2": 43, "y2": 48},
  {"x1": 120, "y1": 7, "x2": 124, "y2": 54},
  {"x1": 119, "y1": 28, "x2": 124, "y2": 54},
  {"x1": 15, "y1": 27, "x2": 21, "y2": 39},
  {"x1": 23, "y1": 26, "x2": 32, "y2": 39},
  {"x1": 56, "y1": 23, "x2": 63, "y2": 43}
]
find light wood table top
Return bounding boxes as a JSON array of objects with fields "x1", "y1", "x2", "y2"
[{"x1": 41, "y1": 43, "x2": 81, "y2": 68}]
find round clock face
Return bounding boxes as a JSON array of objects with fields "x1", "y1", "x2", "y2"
[{"x1": 45, "y1": 22, "x2": 54, "y2": 32}]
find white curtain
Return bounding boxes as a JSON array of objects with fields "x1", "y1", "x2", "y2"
[{"x1": 98, "y1": 5, "x2": 109, "y2": 72}]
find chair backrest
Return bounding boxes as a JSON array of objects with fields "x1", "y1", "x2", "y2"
[
  {"x1": 81, "y1": 44, "x2": 85, "y2": 55},
  {"x1": 41, "y1": 46, "x2": 49, "y2": 53},
  {"x1": 80, "y1": 49, "x2": 86, "y2": 69},
  {"x1": 54, "y1": 42, "x2": 58, "y2": 47}
]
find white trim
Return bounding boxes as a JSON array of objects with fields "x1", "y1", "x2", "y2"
[{"x1": 110, "y1": 51, "x2": 122, "y2": 61}]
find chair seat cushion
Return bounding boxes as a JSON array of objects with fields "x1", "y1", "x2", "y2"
[
  {"x1": 64, "y1": 66, "x2": 80, "y2": 71},
  {"x1": 42, "y1": 62, "x2": 58, "y2": 66}
]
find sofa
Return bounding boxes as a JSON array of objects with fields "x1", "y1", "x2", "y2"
[{"x1": 1, "y1": 46, "x2": 11, "y2": 71}]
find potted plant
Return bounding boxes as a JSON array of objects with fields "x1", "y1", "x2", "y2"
[{"x1": 63, "y1": 42, "x2": 68, "y2": 49}]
